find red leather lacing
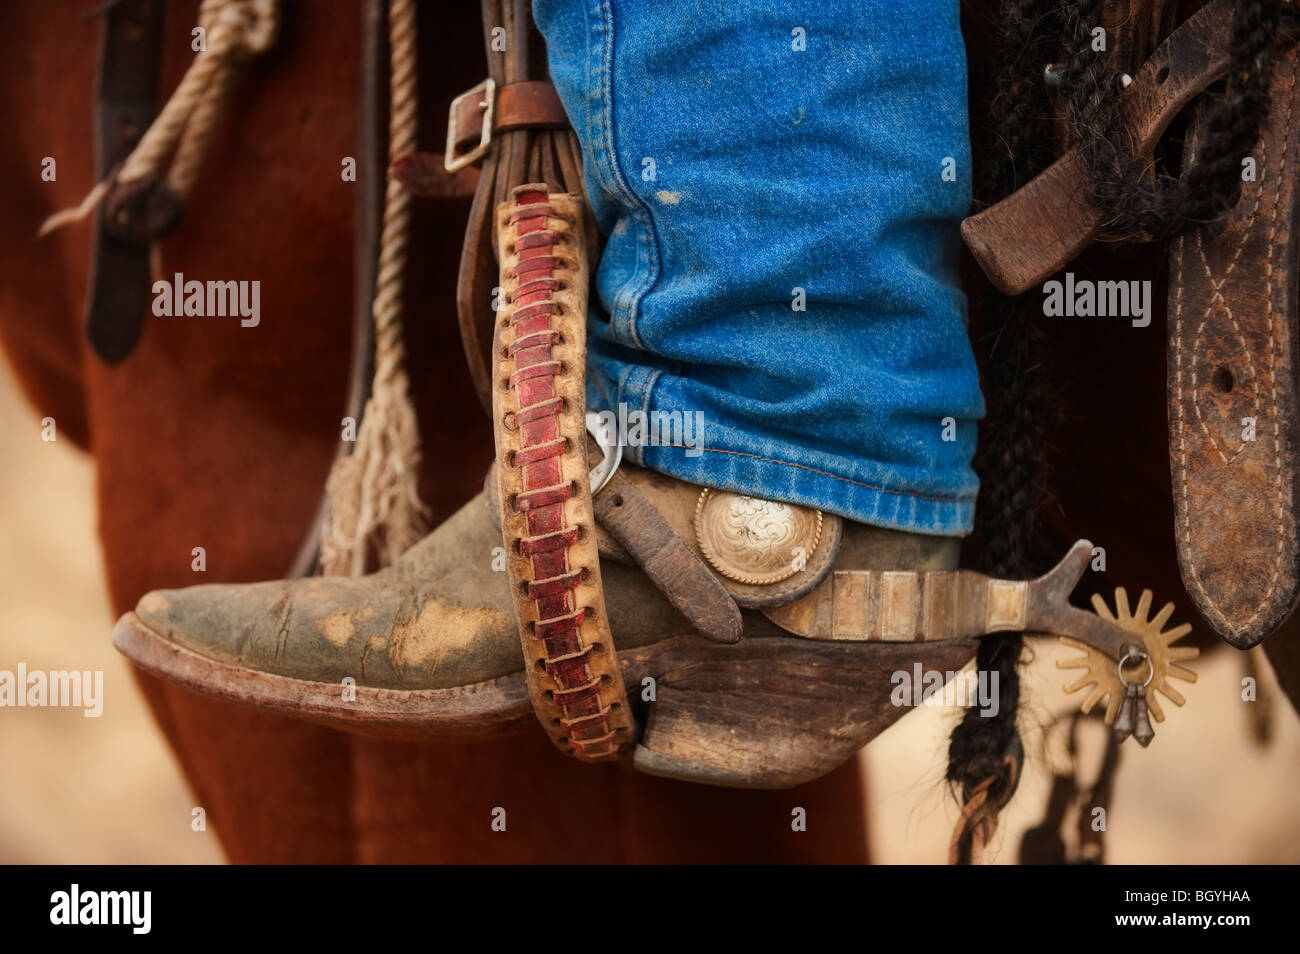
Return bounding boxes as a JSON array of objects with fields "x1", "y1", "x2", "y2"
[{"x1": 505, "y1": 186, "x2": 619, "y2": 761}]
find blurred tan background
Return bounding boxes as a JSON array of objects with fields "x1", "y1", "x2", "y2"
[
  {"x1": 0, "y1": 360, "x2": 222, "y2": 864},
  {"x1": 2, "y1": 357, "x2": 1298, "y2": 864}
]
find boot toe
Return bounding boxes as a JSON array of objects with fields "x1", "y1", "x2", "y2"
[
  {"x1": 131, "y1": 573, "x2": 522, "y2": 691},
  {"x1": 134, "y1": 580, "x2": 304, "y2": 675}
]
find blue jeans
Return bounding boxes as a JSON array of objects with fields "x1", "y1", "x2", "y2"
[{"x1": 534, "y1": 0, "x2": 982, "y2": 536}]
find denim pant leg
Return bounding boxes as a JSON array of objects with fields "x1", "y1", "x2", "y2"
[{"x1": 533, "y1": 0, "x2": 983, "y2": 536}]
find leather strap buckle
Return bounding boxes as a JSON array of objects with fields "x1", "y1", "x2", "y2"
[{"x1": 444, "y1": 78, "x2": 495, "y2": 173}]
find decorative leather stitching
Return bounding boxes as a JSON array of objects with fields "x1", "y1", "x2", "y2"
[
  {"x1": 1190, "y1": 234, "x2": 1261, "y2": 465},
  {"x1": 1173, "y1": 52, "x2": 1298, "y2": 637},
  {"x1": 494, "y1": 184, "x2": 634, "y2": 762},
  {"x1": 1236, "y1": 54, "x2": 1295, "y2": 632}
]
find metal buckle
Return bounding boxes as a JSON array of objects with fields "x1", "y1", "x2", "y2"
[
  {"x1": 444, "y1": 78, "x2": 496, "y2": 173},
  {"x1": 586, "y1": 411, "x2": 623, "y2": 495}
]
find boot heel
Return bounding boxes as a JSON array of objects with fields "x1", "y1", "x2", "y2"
[{"x1": 623, "y1": 636, "x2": 979, "y2": 789}]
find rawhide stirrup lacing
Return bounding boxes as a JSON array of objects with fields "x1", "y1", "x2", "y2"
[{"x1": 492, "y1": 183, "x2": 635, "y2": 762}]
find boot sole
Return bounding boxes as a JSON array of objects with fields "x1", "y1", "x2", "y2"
[
  {"x1": 114, "y1": 610, "x2": 978, "y2": 786},
  {"x1": 112, "y1": 611, "x2": 536, "y2": 741}
]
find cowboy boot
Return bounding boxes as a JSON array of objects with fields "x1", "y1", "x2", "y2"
[
  {"x1": 115, "y1": 457, "x2": 979, "y2": 787},
  {"x1": 115, "y1": 183, "x2": 1164, "y2": 787},
  {"x1": 114, "y1": 180, "x2": 978, "y2": 788},
  {"x1": 116, "y1": 448, "x2": 1154, "y2": 788}
]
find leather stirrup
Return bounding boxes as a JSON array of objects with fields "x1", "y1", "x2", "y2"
[{"x1": 491, "y1": 183, "x2": 635, "y2": 761}]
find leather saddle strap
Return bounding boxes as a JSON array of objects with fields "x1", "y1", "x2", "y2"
[
  {"x1": 85, "y1": 0, "x2": 166, "y2": 364},
  {"x1": 459, "y1": 0, "x2": 585, "y2": 415},
  {"x1": 1167, "y1": 43, "x2": 1300, "y2": 649},
  {"x1": 962, "y1": 0, "x2": 1236, "y2": 295},
  {"x1": 493, "y1": 184, "x2": 634, "y2": 761},
  {"x1": 450, "y1": 80, "x2": 569, "y2": 154}
]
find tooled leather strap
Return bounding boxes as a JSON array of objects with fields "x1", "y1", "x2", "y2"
[
  {"x1": 1167, "y1": 44, "x2": 1300, "y2": 649},
  {"x1": 492, "y1": 184, "x2": 635, "y2": 762}
]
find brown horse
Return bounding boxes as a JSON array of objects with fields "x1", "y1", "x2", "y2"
[
  {"x1": 2, "y1": 0, "x2": 1295, "y2": 863},
  {"x1": 0, "y1": 0, "x2": 871, "y2": 863}
]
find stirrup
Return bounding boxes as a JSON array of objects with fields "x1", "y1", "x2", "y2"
[{"x1": 491, "y1": 183, "x2": 636, "y2": 761}]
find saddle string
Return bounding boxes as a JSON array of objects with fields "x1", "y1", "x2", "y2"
[
  {"x1": 39, "y1": 0, "x2": 281, "y2": 239},
  {"x1": 318, "y1": 0, "x2": 426, "y2": 577}
]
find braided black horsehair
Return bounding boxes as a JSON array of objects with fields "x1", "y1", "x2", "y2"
[
  {"x1": 947, "y1": 0, "x2": 1282, "y2": 863},
  {"x1": 1064, "y1": 0, "x2": 1282, "y2": 239},
  {"x1": 947, "y1": 0, "x2": 1061, "y2": 865}
]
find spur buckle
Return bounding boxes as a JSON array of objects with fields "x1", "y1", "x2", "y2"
[
  {"x1": 585, "y1": 411, "x2": 622, "y2": 495},
  {"x1": 444, "y1": 78, "x2": 496, "y2": 173}
]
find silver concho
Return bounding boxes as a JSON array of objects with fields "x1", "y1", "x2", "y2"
[{"x1": 693, "y1": 489, "x2": 823, "y2": 585}]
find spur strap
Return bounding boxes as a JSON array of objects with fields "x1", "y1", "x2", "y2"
[
  {"x1": 593, "y1": 468, "x2": 744, "y2": 644},
  {"x1": 1167, "y1": 43, "x2": 1300, "y2": 649},
  {"x1": 492, "y1": 184, "x2": 634, "y2": 762},
  {"x1": 85, "y1": 0, "x2": 166, "y2": 364}
]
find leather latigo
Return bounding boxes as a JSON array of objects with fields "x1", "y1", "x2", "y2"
[
  {"x1": 1168, "y1": 46, "x2": 1300, "y2": 649},
  {"x1": 962, "y1": 0, "x2": 1235, "y2": 295},
  {"x1": 492, "y1": 184, "x2": 635, "y2": 760},
  {"x1": 86, "y1": 0, "x2": 167, "y2": 364}
]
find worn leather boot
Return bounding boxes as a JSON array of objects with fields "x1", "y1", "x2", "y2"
[{"x1": 114, "y1": 459, "x2": 981, "y2": 788}]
